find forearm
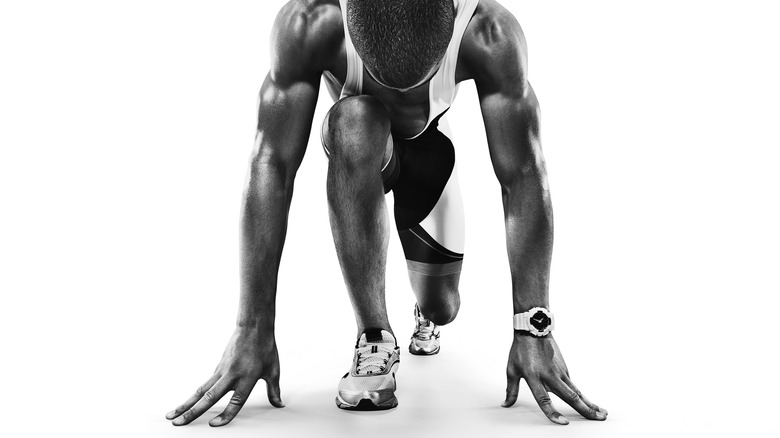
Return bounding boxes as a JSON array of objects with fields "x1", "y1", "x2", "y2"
[
  {"x1": 237, "y1": 154, "x2": 296, "y2": 330},
  {"x1": 502, "y1": 172, "x2": 553, "y2": 314}
]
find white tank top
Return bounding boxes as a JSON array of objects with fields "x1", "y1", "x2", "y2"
[{"x1": 337, "y1": 0, "x2": 480, "y2": 139}]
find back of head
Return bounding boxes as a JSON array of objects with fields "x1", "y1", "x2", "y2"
[{"x1": 347, "y1": 0, "x2": 455, "y2": 89}]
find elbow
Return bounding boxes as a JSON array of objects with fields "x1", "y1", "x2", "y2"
[
  {"x1": 249, "y1": 151, "x2": 294, "y2": 184},
  {"x1": 242, "y1": 150, "x2": 298, "y2": 208},
  {"x1": 499, "y1": 165, "x2": 554, "y2": 224},
  {"x1": 247, "y1": 138, "x2": 301, "y2": 188},
  {"x1": 497, "y1": 163, "x2": 550, "y2": 202}
]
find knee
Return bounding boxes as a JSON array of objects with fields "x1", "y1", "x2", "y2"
[
  {"x1": 322, "y1": 96, "x2": 390, "y2": 163},
  {"x1": 419, "y1": 291, "x2": 460, "y2": 326}
]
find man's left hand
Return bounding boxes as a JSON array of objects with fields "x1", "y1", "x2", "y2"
[{"x1": 502, "y1": 333, "x2": 608, "y2": 425}]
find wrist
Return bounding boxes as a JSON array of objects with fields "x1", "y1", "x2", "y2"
[
  {"x1": 237, "y1": 303, "x2": 276, "y2": 331},
  {"x1": 513, "y1": 301, "x2": 550, "y2": 315},
  {"x1": 513, "y1": 329, "x2": 553, "y2": 339},
  {"x1": 236, "y1": 317, "x2": 275, "y2": 334}
]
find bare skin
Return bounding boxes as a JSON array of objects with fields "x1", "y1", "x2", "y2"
[
  {"x1": 322, "y1": 95, "x2": 394, "y2": 335},
  {"x1": 166, "y1": 0, "x2": 607, "y2": 426}
]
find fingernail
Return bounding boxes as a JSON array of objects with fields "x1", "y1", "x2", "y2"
[
  {"x1": 165, "y1": 411, "x2": 175, "y2": 419},
  {"x1": 172, "y1": 417, "x2": 184, "y2": 426},
  {"x1": 555, "y1": 414, "x2": 569, "y2": 425}
]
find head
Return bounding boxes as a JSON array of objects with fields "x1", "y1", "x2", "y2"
[{"x1": 347, "y1": 0, "x2": 455, "y2": 90}]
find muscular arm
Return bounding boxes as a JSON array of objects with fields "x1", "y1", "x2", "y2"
[
  {"x1": 239, "y1": 16, "x2": 322, "y2": 332},
  {"x1": 467, "y1": 2, "x2": 607, "y2": 425},
  {"x1": 474, "y1": 24, "x2": 551, "y2": 315},
  {"x1": 167, "y1": 1, "x2": 340, "y2": 426}
]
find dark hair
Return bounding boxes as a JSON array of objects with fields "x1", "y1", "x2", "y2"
[{"x1": 347, "y1": 0, "x2": 455, "y2": 89}]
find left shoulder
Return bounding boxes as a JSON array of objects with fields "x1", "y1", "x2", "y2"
[{"x1": 458, "y1": 0, "x2": 528, "y2": 94}]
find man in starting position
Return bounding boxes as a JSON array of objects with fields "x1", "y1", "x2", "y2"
[{"x1": 166, "y1": 0, "x2": 607, "y2": 426}]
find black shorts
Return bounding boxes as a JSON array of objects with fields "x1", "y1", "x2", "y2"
[{"x1": 382, "y1": 115, "x2": 465, "y2": 276}]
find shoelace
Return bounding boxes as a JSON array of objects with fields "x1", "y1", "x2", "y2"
[
  {"x1": 413, "y1": 316, "x2": 436, "y2": 340},
  {"x1": 355, "y1": 344, "x2": 394, "y2": 375}
]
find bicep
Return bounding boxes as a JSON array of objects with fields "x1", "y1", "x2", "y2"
[
  {"x1": 469, "y1": 10, "x2": 544, "y2": 187},
  {"x1": 478, "y1": 82, "x2": 544, "y2": 188},
  {"x1": 253, "y1": 72, "x2": 320, "y2": 171},
  {"x1": 253, "y1": 1, "x2": 328, "y2": 171}
]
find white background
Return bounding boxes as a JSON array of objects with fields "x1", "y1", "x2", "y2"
[{"x1": 1, "y1": 1, "x2": 778, "y2": 437}]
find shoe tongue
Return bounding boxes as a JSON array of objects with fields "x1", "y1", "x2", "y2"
[{"x1": 359, "y1": 328, "x2": 395, "y2": 347}]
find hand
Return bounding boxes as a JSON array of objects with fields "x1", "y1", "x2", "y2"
[
  {"x1": 502, "y1": 333, "x2": 607, "y2": 425},
  {"x1": 165, "y1": 327, "x2": 284, "y2": 426}
]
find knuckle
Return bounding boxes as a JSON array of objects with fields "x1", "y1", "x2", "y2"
[
  {"x1": 536, "y1": 394, "x2": 553, "y2": 407},
  {"x1": 203, "y1": 390, "x2": 216, "y2": 403},
  {"x1": 229, "y1": 393, "x2": 245, "y2": 406}
]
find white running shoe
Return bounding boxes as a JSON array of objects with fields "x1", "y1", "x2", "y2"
[
  {"x1": 336, "y1": 328, "x2": 400, "y2": 410},
  {"x1": 409, "y1": 304, "x2": 440, "y2": 355}
]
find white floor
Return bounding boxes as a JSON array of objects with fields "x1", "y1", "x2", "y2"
[
  {"x1": 107, "y1": 318, "x2": 780, "y2": 438},
  {"x1": 36, "y1": 288, "x2": 778, "y2": 438}
]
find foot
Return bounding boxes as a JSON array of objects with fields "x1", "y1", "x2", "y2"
[
  {"x1": 409, "y1": 304, "x2": 440, "y2": 355},
  {"x1": 336, "y1": 328, "x2": 400, "y2": 410}
]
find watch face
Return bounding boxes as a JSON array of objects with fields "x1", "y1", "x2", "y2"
[{"x1": 530, "y1": 310, "x2": 551, "y2": 331}]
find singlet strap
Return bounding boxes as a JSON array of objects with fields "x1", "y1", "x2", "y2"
[
  {"x1": 339, "y1": 0, "x2": 363, "y2": 98},
  {"x1": 409, "y1": 0, "x2": 480, "y2": 139}
]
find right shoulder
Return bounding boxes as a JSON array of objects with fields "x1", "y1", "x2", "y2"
[{"x1": 268, "y1": 0, "x2": 344, "y2": 83}]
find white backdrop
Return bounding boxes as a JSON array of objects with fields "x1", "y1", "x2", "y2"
[{"x1": 1, "y1": 1, "x2": 778, "y2": 437}]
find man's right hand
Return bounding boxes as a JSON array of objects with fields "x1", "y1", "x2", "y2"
[{"x1": 165, "y1": 327, "x2": 284, "y2": 427}]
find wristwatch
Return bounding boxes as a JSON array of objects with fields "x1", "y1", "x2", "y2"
[{"x1": 513, "y1": 307, "x2": 554, "y2": 337}]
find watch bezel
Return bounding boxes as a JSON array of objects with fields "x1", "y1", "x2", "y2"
[{"x1": 524, "y1": 306, "x2": 554, "y2": 337}]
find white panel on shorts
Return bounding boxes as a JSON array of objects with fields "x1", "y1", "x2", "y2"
[{"x1": 418, "y1": 120, "x2": 465, "y2": 255}]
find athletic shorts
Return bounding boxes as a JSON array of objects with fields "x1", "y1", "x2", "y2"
[{"x1": 382, "y1": 114, "x2": 465, "y2": 277}]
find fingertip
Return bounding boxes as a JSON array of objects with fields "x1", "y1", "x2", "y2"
[
  {"x1": 268, "y1": 395, "x2": 285, "y2": 408},
  {"x1": 165, "y1": 411, "x2": 176, "y2": 420},
  {"x1": 272, "y1": 399, "x2": 286, "y2": 408},
  {"x1": 209, "y1": 416, "x2": 227, "y2": 427},
  {"x1": 266, "y1": 380, "x2": 284, "y2": 407},
  {"x1": 552, "y1": 413, "x2": 569, "y2": 425},
  {"x1": 171, "y1": 417, "x2": 185, "y2": 427},
  {"x1": 501, "y1": 395, "x2": 517, "y2": 408}
]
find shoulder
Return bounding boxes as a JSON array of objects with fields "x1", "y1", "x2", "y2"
[
  {"x1": 459, "y1": 0, "x2": 528, "y2": 95},
  {"x1": 268, "y1": 0, "x2": 343, "y2": 83}
]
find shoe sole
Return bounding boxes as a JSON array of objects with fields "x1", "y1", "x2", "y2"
[
  {"x1": 408, "y1": 344, "x2": 440, "y2": 355},
  {"x1": 336, "y1": 364, "x2": 399, "y2": 411},
  {"x1": 335, "y1": 394, "x2": 398, "y2": 411}
]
